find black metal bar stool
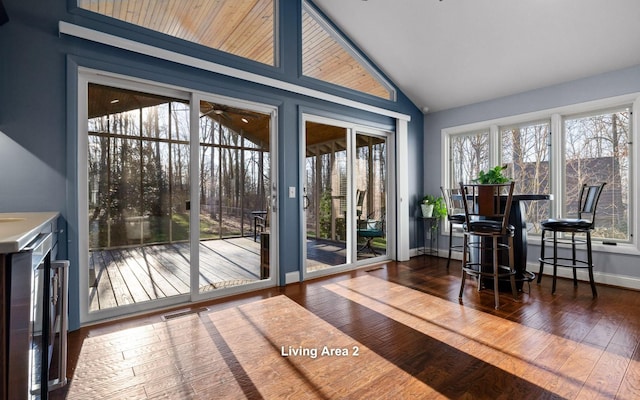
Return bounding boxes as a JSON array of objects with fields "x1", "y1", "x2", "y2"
[
  {"x1": 440, "y1": 186, "x2": 466, "y2": 269},
  {"x1": 459, "y1": 181, "x2": 517, "y2": 309},
  {"x1": 537, "y1": 182, "x2": 606, "y2": 297}
]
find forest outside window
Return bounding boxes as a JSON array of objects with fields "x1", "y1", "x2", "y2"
[
  {"x1": 563, "y1": 107, "x2": 631, "y2": 242},
  {"x1": 87, "y1": 83, "x2": 191, "y2": 249},
  {"x1": 449, "y1": 130, "x2": 489, "y2": 185},
  {"x1": 445, "y1": 99, "x2": 635, "y2": 245},
  {"x1": 500, "y1": 120, "x2": 551, "y2": 234}
]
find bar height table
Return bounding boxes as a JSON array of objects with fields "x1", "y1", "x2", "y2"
[{"x1": 456, "y1": 193, "x2": 551, "y2": 290}]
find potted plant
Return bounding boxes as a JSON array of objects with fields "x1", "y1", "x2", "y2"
[
  {"x1": 473, "y1": 165, "x2": 511, "y2": 214},
  {"x1": 473, "y1": 165, "x2": 510, "y2": 184},
  {"x1": 421, "y1": 194, "x2": 447, "y2": 221}
]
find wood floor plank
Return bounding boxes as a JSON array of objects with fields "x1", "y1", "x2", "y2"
[
  {"x1": 576, "y1": 342, "x2": 634, "y2": 399},
  {"x1": 52, "y1": 256, "x2": 640, "y2": 399},
  {"x1": 615, "y1": 343, "x2": 640, "y2": 399},
  {"x1": 545, "y1": 340, "x2": 603, "y2": 398}
]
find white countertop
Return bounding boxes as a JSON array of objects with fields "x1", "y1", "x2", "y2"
[{"x1": 0, "y1": 212, "x2": 59, "y2": 253}]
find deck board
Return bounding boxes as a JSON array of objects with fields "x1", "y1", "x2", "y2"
[
  {"x1": 142, "y1": 244, "x2": 193, "y2": 292},
  {"x1": 99, "y1": 250, "x2": 130, "y2": 308},
  {"x1": 88, "y1": 238, "x2": 263, "y2": 312},
  {"x1": 199, "y1": 240, "x2": 260, "y2": 279},
  {"x1": 124, "y1": 248, "x2": 181, "y2": 298},
  {"x1": 87, "y1": 237, "x2": 357, "y2": 312},
  {"x1": 111, "y1": 250, "x2": 153, "y2": 303}
]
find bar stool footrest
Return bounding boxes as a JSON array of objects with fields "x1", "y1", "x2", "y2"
[
  {"x1": 538, "y1": 256, "x2": 592, "y2": 269},
  {"x1": 518, "y1": 270, "x2": 536, "y2": 282},
  {"x1": 462, "y1": 262, "x2": 516, "y2": 279}
]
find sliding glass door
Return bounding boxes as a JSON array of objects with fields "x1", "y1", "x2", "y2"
[
  {"x1": 86, "y1": 83, "x2": 192, "y2": 314},
  {"x1": 354, "y1": 132, "x2": 387, "y2": 261},
  {"x1": 81, "y1": 73, "x2": 277, "y2": 322},
  {"x1": 195, "y1": 99, "x2": 274, "y2": 296},
  {"x1": 304, "y1": 121, "x2": 349, "y2": 272},
  {"x1": 303, "y1": 116, "x2": 389, "y2": 277}
]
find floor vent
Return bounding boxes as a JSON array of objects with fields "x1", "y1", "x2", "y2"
[
  {"x1": 365, "y1": 266, "x2": 384, "y2": 272},
  {"x1": 162, "y1": 307, "x2": 209, "y2": 321}
]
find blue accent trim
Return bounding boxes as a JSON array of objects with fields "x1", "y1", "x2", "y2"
[{"x1": 65, "y1": 55, "x2": 80, "y2": 330}]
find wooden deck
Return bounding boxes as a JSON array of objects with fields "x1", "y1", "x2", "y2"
[
  {"x1": 89, "y1": 237, "x2": 383, "y2": 312},
  {"x1": 305, "y1": 238, "x2": 383, "y2": 272},
  {"x1": 89, "y1": 238, "x2": 262, "y2": 312}
]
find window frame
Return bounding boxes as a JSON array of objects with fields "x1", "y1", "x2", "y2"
[
  {"x1": 441, "y1": 93, "x2": 640, "y2": 254},
  {"x1": 446, "y1": 128, "x2": 490, "y2": 187}
]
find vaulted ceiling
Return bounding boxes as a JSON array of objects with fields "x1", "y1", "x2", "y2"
[
  {"x1": 80, "y1": 1, "x2": 640, "y2": 115},
  {"x1": 313, "y1": 0, "x2": 640, "y2": 112}
]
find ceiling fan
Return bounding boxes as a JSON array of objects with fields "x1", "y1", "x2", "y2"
[{"x1": 199, "y1": 102, "x2": 258, "y2": 122}]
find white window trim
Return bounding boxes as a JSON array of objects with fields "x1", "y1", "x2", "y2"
[{"x1": 441, "y1": 93, "x2": 640, "y2": 255}]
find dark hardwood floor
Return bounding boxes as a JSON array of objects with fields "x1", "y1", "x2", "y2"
[{"x1": 50, "y1": 256, "x2": 640, "y2": 399}]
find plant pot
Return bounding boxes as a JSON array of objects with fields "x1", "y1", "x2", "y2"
[
  {"x1": 421, "y1": 203, "x2": 434, "y2": 217},
  {"x1": 477, "y1": 185, "x2": 497, "y2": 215}
]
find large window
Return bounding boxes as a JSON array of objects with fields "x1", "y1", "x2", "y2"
[
  {"x1": 450, "y1": 130, "x2": 489, "y2": 185},
  {"x1": 563, "y1": 107, "x2": 630, "y2": 241},
  {"x1": 444, "y1": 96, "x2": 636, "y2": 244},
  {"x1": 500, "y1": 121, "x2": 551, "y2": 233}
]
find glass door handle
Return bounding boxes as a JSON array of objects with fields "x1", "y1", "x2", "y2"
[{"x1": 271, "y1": 183, "x2": 277, "y2": 212}]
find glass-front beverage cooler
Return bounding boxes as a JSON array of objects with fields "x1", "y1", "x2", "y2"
[{"x1": 30, "y1": 258, "x2": 69, "y2": 399}]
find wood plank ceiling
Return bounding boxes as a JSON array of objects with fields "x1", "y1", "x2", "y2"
[
  {"x1": 78, "y1": 0, "x2": 275, "y2": 65},
  {"x1": 81, "y1": 1, "x2": 393, "y2": 151},
  {"x1": 78, "y1": 0, "x2": 392, "y2": 100},
  {"x1": 301, "y1": 9, "x2": 392, "y2": 100}
]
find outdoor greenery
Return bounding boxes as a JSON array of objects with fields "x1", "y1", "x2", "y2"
[
  {"x1": 87, "y1": 84, "x2": 270, "y2": 249},
  {"x1": 319, "y1": 190, "x2": 335, "y2": 239}
]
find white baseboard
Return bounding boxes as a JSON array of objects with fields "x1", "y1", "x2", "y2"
[
  {"x1": 285, "y1": 271, "x2": 300, "y2": 285},
  {"x1": 536, "y1": 263, "x2": 640, "y2": 291},
  {"x1": 410, "y1": 248, "x2": 640, "y2": 291}
]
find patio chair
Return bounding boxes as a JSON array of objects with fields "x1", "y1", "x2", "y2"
[
  {"x1": 357, "y1": 211, "x2": 385, "y2": 256},
  {"x1": 356, "y1": 189, "x2": 366, "y2": 222},
  {"x1": 253, "y1": 211, "x2": 268, "y2": 241}
]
